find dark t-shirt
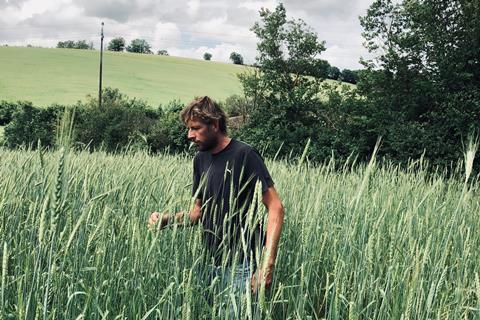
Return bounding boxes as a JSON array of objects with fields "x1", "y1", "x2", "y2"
[{"x1": 192, "y1": 139, "x2": 274, "y2": 266}]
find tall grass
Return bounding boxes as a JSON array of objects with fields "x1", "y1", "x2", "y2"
[{"x1": 0, "y1": 147, "x2": 479, "y2": 319}]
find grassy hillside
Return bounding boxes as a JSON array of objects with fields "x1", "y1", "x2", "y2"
[
  {"x1": 0, "y1": 47, "x2": 348, "y2": 107},
  {"x1": 0, "y1": 46, "x2": 247, "y2": 106}
]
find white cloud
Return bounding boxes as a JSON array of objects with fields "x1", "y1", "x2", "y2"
[
  {"x1": 187, "y1": 0, "x2": 200, "y2": 15},
  {"x1": 152, "y1": 22, "x2": 181, "y2": 51},
  {"x1": 0, "y1": 0, "x2": 375, "y2": 69},
  {"x1": 239, "y1": 0, "x2": 277, "y2": 12}
]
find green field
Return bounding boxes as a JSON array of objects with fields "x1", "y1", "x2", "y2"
[
  {"x1": 1, "y1": 147, "x2": 479, "y2": 319},
  {"x1": 0, "y1": 47, "x2": 248, "y2": 106}
]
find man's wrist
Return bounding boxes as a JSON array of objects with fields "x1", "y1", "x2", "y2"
[{"x1": 160, "y1": 213, "x2": 170, "y2": 227}]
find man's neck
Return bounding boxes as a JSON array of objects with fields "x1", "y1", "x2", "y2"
[{"x1": 211, "y1": 136, "x2": 231, "y2": 155}]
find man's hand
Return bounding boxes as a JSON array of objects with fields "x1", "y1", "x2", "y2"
[
  {"x1": 148, "y1": 211, "x2": 162, "y2": 230},
  {"x1": 251, "y1": 264, "x2": 274, "y2": 294}
]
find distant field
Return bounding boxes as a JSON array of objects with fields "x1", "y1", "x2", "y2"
[
  {"x1": 0, "y1": 47, "x2": 247, "y2": 106},
  {"x1": 0, "y1": 47, "x2": 346, "y2": 107}
]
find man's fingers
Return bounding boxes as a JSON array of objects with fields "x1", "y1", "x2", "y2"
[
  {"x1": 251, "y1": 268, "x2": 274, "y2": 293},
  {"x1": 148, "y1": 212, "x2": 160, "y2": 229}
]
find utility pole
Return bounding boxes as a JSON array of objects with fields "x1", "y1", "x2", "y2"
[{"x1": 98, "y1": 22, "x2": 104, "y2": 109}]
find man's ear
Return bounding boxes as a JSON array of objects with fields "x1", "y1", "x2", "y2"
[{"x1": 211, "y1": 120, "x2": 220, "y2": 132}]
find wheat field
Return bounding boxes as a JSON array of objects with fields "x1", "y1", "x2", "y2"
[{"x1": 0, "y1": 147, "x2": 479, "y2": 319}]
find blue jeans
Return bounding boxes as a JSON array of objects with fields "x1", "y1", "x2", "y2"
[{"x1": 204, "y1": 262, "x2": 252, "y2": 319}]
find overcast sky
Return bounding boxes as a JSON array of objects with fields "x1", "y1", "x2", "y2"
[{"x1": 0, "y1": 0, "x2": 374, "y2": 69}]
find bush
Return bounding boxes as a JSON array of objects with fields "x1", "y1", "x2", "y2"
[
  {"x1": 0, "y1": 101, "x2": 20, "y2": 125},
  {"x1": 147, "y1": 100, "x2": 189, "y2": 153},
  {"x1": 4, "y1": 103, "x2": 63, "y2": 149},
  {"x1": 73, "y1": 88, "x2": 158, "y2": 152},
  {"x1": 221, "y1": 95, "x2": 252, "y2": 118}
]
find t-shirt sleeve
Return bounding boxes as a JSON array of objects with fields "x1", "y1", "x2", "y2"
[
  {"x1": 192, "y1": 156, "x2": 202, "y2": 199},
  {"x1": 245, "y1": 149, "x2": 274, "y2": 193}
]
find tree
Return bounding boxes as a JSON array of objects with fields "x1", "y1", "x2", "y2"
[
  {"x1": 340, "y1": 69, "x2": 358, "y2": 84},
  {"x1": 229, "y1": 52, "x2": 244, "y2": 65},
  {"x1": 236, "y1": 4, "x2": 329, "y2": 160},
  {"x1": 56, "y1": 40, "x2": 92, "y2": 50},
  {"x1": 126, "y1": 39, "x2": 152, "y2": 54},
  {"x1": 57, "y1": 40, "x2": 75, "y2": 49},
  {"x1": 74, "y1": 40, "x2": 90, "y2": 50},
  {"x1": 203, "y1": 52, "x2": 212, "y2": 61},
  {"x1": 358, "y1": 0, "x2": 480, "y2": 167},
  {"x1": 157, "y1": 49, "x2": 169, "y2": 56},
  {"x1": 328, "y1": 66, "x2": 341, "y2": 80},
  {"x1": 108, "y1": 37, "x2": 126, "y2": 52}
]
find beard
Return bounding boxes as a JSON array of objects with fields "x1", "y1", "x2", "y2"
[{"x1": 196, "y1": 132, "x2": 218, "y2": 151}]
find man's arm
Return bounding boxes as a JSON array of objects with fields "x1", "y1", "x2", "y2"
[
  {"x1": 252, "y1": 186, "x2": 285, "y2": 293},
  {"x1": 262, "y1": 186, "x2": 284, "y2": 267},
  {"x1": 148, "y1": 199, "x2": 202, "y2": 229}
]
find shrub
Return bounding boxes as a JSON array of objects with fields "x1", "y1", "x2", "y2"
[
  {"x1": 0, "y1": 101, "x2": 20, "y2": 125},
  {"x1": 73, "y1": 88, "x2": 158, "y2": 152},
  {"x1": 147, "y1": 100, "x2": 189, "y2": 153},
  {"x1": 221, "y1": 95, "x2": 252, "y2": 118},
  {"x1": 4, "y1": 103, "x2": 63, "y2": 149}
]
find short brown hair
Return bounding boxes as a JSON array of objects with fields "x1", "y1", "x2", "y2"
[{"x1": 180, "y1": 96, "x2": 228, "y2": 134}]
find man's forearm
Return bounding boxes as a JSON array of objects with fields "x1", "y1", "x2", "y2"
[
  {"x1": 160, "y1": 207, "x2": 201, "y2": 228},
  {"x1": 264, "y1": 206, "x2": 284, "y2": 267}
]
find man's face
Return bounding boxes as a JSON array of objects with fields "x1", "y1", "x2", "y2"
[{"x1": 187, "y1": 118, "x2": 219, "y2": 151}]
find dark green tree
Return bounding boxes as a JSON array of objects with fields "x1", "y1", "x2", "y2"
[
  {"x1": 203, "y1": 52, "x2": 212, "y2": 61},
  {"x1": 126, "y1": 39, "x2": 152, "y2": 54},
  {"x1": 108, "y1": 37, "x2": 126, "y2": 52},
  {"x1": 4, "y1": 103, "x2": 62, "y2": 149},
  {"x1": 0, "y1": 101, "x2": 19, "y2": 125},
  {"x1": 57, "y1": 40, "x2": 75, "y2": 49},
  {"x1": 157, "y1": 49, "x2": 169, "y2": 56},
  {"x1": 340, "y1": 69, "x2": 358, "y2": 84},
  {"x1": 229, "y1": 52, "x2": 244, "y2": 65},
  {"x1": 358, "y1": 0, "x2": 480, "y2": 167},
  {"x1": 74, "y1": 40, "x2": 90, "y2": 49},
  {"x1": 236, "y1": 3, "x2": 329, "y2": 160},
  {"x1": 328, "y1": 66, "x2": 341, "y2": 80}
]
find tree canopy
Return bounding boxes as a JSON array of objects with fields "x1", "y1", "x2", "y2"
[
  {"x1": 107, "y1": 37, "x2": 125, "y2": 52},
  {"x1": 126, "y1": 39, "x2": 152, "y2": 54},
  {"x1": 229, "y1": 52, "x2": 244, "y2": 65},
  {"x1": 203, "y1": 52, "x2": 212, "y2": 61},
  {"x1": 236, "y1": 3, "x2": 329, "y2": 159}
]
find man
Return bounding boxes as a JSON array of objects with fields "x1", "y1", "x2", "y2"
[{"x1": 148, "y1": 96, "x2": 284, "y2": 296}]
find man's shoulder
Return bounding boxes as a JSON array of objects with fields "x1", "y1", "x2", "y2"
[
  {"x1": 231, "y1": 139, "x2": 257, "y2": 155},
  {"x1": 193, "y1": 150, "x2": 209, "y2": 164}
]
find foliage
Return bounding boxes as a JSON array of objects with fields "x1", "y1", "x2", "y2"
[
  {"x1": 358, "y1": 0, "x2": 480, "y2": 168},
  {"x1": 56, "y1": 40, "x2": 93, "y2": 50},
  {"x1": 236, "y1": 3, "x2": 327, "y2": 160},
  {"x1": 126, "y1": 39, "x2": 152, "y2": 54},
  {"x1": 340, "y1": 69, "x2": 358, "y2": 84},
  {"x1": 107, "y1": 37, "x2": 126, "y2": 52},
  {"x1": 3, "y1": 103, "x2": 63, "y2": 149},
  {"x1": 147, "y1": 100, "x2": 190, "y2": 153},
  {"x1": 221, "y1": 94, "x2": 252, "y2": 118},
  {"x1": 0, "y1": 101, "x2": 19, "y2": 125},
  {"x1": 229, "y1": 52, "x2": 244, "y2": 65},
  {"x1": 73, "y1": 88, "x2": 157, "y2": 152},
  {"x1": 203, "y1": 52, "x2": 212, "y2": 61},
  {"x1": 157, "y1": 49, "x2": 169, "y2": 56},
  {"x1": 327, "y1": 66, "x2": 341, "y2": 80}
]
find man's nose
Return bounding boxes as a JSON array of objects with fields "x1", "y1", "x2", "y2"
[{"x1": 187, "y1": 130, "x2": 195, "y2": 140}]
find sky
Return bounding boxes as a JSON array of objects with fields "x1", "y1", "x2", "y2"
[{"x1": 0, "y1": 0, "x2": 374, "y2": 70}]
